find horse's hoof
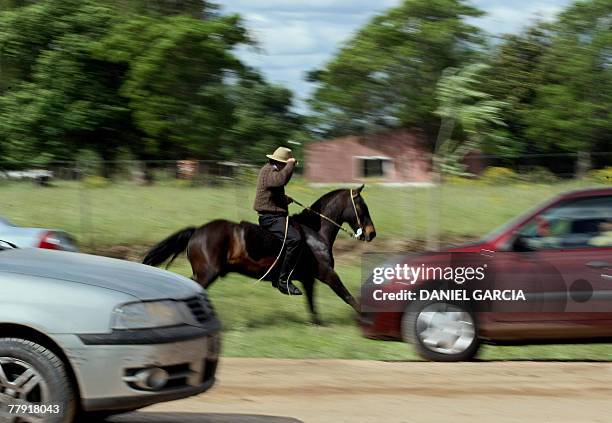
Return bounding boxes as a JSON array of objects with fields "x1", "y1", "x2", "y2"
[{"x1": 311, "y1": 318, "x2": 326, "y2": 326}]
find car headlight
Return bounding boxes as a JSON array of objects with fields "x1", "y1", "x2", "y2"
[{"x1": 112, "y1": 301, "x2": 186, "y2": 330}]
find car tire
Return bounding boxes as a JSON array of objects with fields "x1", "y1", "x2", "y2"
[
  {"x1": 0, "y1": 337, "x2": 76, "y2": 423},
  {"x1": 77, "y1": 409, "x2": 136, "y2": 422},
  {"x1": 402, "y1": 300, "x2": 480, "y2": 362}
]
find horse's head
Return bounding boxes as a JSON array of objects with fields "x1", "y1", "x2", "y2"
[{"x1": 343, "y1": 184, "x2": 376, "y2": 242}]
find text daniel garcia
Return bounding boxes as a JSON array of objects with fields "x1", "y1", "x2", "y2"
[{"x1": 372, "y1": 289, "x2": 526, "y2": 302}]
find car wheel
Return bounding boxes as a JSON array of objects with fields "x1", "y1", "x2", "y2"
[
  {"x1": 0, "y1": 337, "x2": 76, "y2": 423},
  {"x1": 402, "y1": 301, "x2": 480, "y2": 362},
  {"x1": 76, "y1": 409, "x2": 137, "y2": 422}
]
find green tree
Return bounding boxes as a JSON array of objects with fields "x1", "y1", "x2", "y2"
[
  {"x1": 112, "y1": 0, "x2": 218, "y2": 18},
  {"x1": 0, "y1": 0, "x2": 35, "y2": 10},
  {"x1": 0, "y1": 0, "x2": 299, "y2": 168},
  {"x1": 483, "y1": 24, "x2": 552, "y2": 157},
  {"x1": 94, "y1": 12, "x2": 249, "y2": 159},
  {"x1": 0, "y1": 0, "x2": 131, "y2": 166},
  {"x1": 308, "y1": 0, "x2": 484, "y2": 143},
  {"x1": 426, "y1": 63, "x2": 505, "y2": 250},
  {"x1": 526, "y1": 0, "x2": 611, "y2": 160},
  {"x1": 223, "y1": 76, "x2": 303, "y2": 163}
]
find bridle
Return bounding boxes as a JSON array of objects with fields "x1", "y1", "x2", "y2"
[
  {"x1": 292, "y1": 189, "x2": 364, "y2": 239},
  {"x1": 349, "y1": 188, "x2": 364, "y2": 238}
]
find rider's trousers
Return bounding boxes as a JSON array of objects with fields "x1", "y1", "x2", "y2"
[{"x1": 258, "y1": 213, "x2": 302, "y2": 282}]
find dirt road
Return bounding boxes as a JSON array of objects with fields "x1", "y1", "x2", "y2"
[{"x1": 111, "y1": 358, "x2": 612, "y2": 423}]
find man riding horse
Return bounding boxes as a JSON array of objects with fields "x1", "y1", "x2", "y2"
[
  {"x1": 143, "y1": 151, "x2": 377, "y2": 324},
  {"x1": 253, "y1": 147, "x2": 302, "y2": 296}
]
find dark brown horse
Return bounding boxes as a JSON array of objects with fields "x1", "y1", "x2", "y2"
[{"x1": 143, "y1": 185, "x2": 376, "y2": 324}]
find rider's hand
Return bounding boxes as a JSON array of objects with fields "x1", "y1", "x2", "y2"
[{"x1": 286, "y1": 195, "x2": 294, "y2": 204}]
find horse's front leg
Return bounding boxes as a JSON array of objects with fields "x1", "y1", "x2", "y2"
[
  {"x1": 318, "y1": 267, "x2": 359, "y2": 313},
  {"x1": 301, "y1": 278, "x2": 324, "y2": 325}
]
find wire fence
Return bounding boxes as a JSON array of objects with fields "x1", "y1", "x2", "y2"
[
  {"x1": 0, "y1": 154, "x2": 609, "y2": 251},
  {"x1": 1, "y1": 151, "x2": 610, "y2": 181}
]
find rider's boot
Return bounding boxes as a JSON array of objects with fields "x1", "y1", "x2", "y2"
[{"x1": 274, "y1": 278, "x2": 302, "y2": 295}]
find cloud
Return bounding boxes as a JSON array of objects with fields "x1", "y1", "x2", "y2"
[
  {"x1": 471, "y1": 0, "x2": 570, "y2": 34},
  {"x1": 223, "y1": 0, "x2": 398, "y2": 14},
  {"x1": 221, "y1": 0, "x2": 394, "y2": 108},
  {"x1": 236, "y1": 10, "x2": 367, "y2": 55},
  {"x1": 219, "y1": 0, "x2": 571, "y2": 111}
]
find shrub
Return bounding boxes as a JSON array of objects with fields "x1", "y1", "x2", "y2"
[
  {"x1": 521, "y1": 166, "x2": 559, "y2": 184},
  {"x1": 173, "y1": 179, "x2": 194, "y2": 188},
  {"x1": 152, "y1": 177, "x2": 195, "y2": 188},
  {"x1": 587, "y1": 167, "x2": 612, "y2": 183},
  {"x1": 82, "y1": 175, "x2": 110, "y2": 188},
  {"x1": 233, "y1": 166, "x2": 259, "y2": 186},
  {"x1": 75, "y1": 149, "x2": 103, "y2": 177},
  {"x1": 480, "y1": 167, "x2": 519, "y2": 185},
  {"x1": 444, "y1": 175, "x2": 476, "y2": 185}
]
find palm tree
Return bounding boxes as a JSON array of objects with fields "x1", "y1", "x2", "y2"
[{"x1": 426, "y1": 63, "x2": 506, "y2": 250}]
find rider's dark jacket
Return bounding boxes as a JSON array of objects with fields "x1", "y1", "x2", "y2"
[{"x1": 253, "y1": 161, "x2": 295, "y2": 215}]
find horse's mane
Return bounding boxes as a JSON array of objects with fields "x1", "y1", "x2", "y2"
[{"x1": 292, "y1": 189, "x2": 347, "y2": 230}]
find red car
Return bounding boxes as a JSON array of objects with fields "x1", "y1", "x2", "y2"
[{"x1": 359, "y1": 188, "x2": 612, "y2": 361}]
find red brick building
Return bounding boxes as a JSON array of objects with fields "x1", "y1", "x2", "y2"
[{"x1": 305, "y1": 128, "x2": 433, "y2": 184}]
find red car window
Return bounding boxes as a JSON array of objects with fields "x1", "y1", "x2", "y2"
[{"x1": 518, "y1": 195, "x2": 612, "y2": 250}]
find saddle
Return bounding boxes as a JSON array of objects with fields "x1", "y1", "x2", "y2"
[{"x1": 239, "y1": 218, "x2": 305, "y2": 262}]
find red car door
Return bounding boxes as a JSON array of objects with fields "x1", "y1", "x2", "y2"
[{"x1": 490, "y1": 195, "x2": 612, "y2": 333}]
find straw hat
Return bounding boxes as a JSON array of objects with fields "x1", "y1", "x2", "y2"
[{"x1": 266, "y1": 147, "x2": 293, "y2": 163}]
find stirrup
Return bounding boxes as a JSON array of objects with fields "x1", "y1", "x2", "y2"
[{"x1": 276, "y1": 279, "x2": 302, "y2": 296}]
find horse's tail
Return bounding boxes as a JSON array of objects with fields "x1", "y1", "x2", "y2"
[{"x1": 143, "y1": 227, "x2": 197, "y2": 268}]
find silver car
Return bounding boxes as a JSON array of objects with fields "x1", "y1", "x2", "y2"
[
  {"x1": 0, "y1": 246, "x2": 220, "y2": 423},
  {"x1": 0, "y1": 217, "x2": 77, "y2": 251}
]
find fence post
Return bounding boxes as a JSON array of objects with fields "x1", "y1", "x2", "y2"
[
  {"x1": 425, "y1": 155, "x2": 442, "y2": 251},
  {"x1": 575, "y1": 151, "x2": 591, "y2": 179},
  {"x1": 78, "y1": 163, "x2": 93, "y2": 248}
]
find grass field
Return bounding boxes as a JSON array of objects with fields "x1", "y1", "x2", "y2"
[
  {"x1": 2, "y1": 178, "x2": 612, "y2": 360},
  {"x1": 0, "y1": 178, "x2": 602, "y2": 246}
]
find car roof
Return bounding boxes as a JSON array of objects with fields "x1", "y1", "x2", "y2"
[{"x1": 557, "y1": 187, "x2": 612, "y2": 200}]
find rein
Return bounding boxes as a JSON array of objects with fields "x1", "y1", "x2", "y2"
[
  {"x1": 292, "y1": 189, "x2": 363, "y2": 239},
  {"x1": 255, "y1": 189, "x2": 362, "y2": 283}
]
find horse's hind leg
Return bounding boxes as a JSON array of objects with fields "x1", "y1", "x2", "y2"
[
  {"x1": 193, "y1": 265, "x2": 220, "y2": 289},
  {"x1": 188, "y1": 243, "x2": 221, "y2": 289},
  {"x1": 184, "y1": 219, "x2": 241, "y2": 290}
]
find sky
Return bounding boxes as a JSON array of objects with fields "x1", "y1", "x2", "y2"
[{"x1": 219, "y1": 0, "x2": 572, "y2": 110}]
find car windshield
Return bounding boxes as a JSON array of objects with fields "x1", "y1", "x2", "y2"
[
  {"x1": 481, "y1": 200, "x2": 550, "y2": 242},
  {"x1": 0, "y1": 217, "x2": 14, "y2": 227}
]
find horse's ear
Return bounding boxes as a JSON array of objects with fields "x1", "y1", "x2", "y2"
[{"x1": 353, "y1": 184, "x2": 365, "y2": 197}]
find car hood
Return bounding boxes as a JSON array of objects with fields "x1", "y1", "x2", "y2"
[
  {"x1": 0, "y1": 248, "x2": 202, "y2": 300},
  {"x1": 442, "y1": 240, "x2": 490, "y2": 253}
]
